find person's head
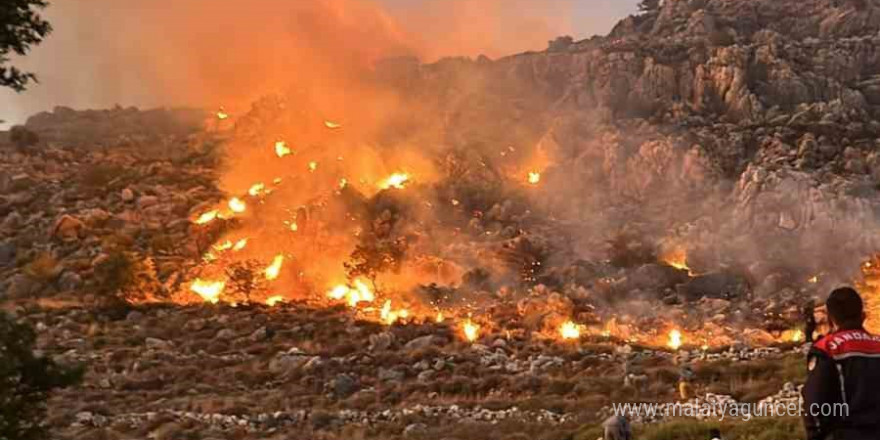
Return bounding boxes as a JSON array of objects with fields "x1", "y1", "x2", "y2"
[{"x1": 826, "y1": 287, "x2": 866, "y2": 331}]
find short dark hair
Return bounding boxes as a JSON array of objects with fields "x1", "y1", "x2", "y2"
[{"x1": 826, "y1": 287, "x2": 865, "y2": 329}]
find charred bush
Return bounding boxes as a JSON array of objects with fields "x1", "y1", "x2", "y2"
[{"x1": 93, "y1": 252, "x2": 161, "y2": 309}]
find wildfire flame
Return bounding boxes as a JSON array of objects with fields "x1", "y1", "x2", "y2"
[
  {"x1": 264, "y1": 255, "x2": 284, "y2": 280},
  {"x1": 380, "y1": 300, "x2": 409, "y2": 325},
  {"x1": 248, "y1": 183, "x2": 266, "y2": 197},
  {"x1": 462, "y1": 319, "x2": 480, "y2": 342},
  {"x1": 378, "y1": 173, "x2": 410, "y2": 190},
  {"x1": 228, "y1": 197, "x2": 247, "y2": 213},
  {"x1": 194, "y1": 210, "x2": 219, "y2": 225},
  {"x1": 559, "y1": 320, "x2": 582, "y2": 340},
  {"x1": 327, "y1": 279, "x2": 375, "y2": 307},
  {"x1": 232, "y1": 238, "x2": 248, "y2": 252},
  {"x1": 667, "y1": 329, "x2": 683, "y2": 350},
  {"x1": 808, "y1": 275, "x2": 819, "y2": 284},
  {"x1": 191, "y1": 279, "x2": 226, "y2": 304},
  {"x1": 324, "y1": 120, "x2": 342, "y2": 129},
  {"x1": 213, "y1": 240, "x2": 233, "y2": 252},
  {"x1": 527, "y1": 171, "x2": 541, "y2": 185},
  {"x1": 308, "y1": 161, "x2": 318, "y2": 172},
  {"x1": 266, "y1": 295, "x2": 284, "y2": 307},
  {"x1": 216, "y1": 109, "x2": 229, "y2": 120},
  {"x1": 275, "y1": 140, "x2": 292, "y2": 158},
  {"x1": 661, "y1": 247, "x2": 693, "y2": 275}
]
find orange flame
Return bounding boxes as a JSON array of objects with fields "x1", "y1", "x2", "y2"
[
  {"x1": 213, "y1": 240, "x2": 233, "y2": 252},
  {"x1": 380, "y1": 300, "x2": 409, "y2": 325},
  {"x1": 264, "y1": 255, "x2": 284, "y2": 280},
  {"x1": 275, "y1": 141, "x2": 292, "y2": 158},
  {"x1": 266, "y1": 295, "x2": 285, "y2": 307},
  {"x1": 248, "y1": 183, "x2": 266, "y2": 197},
  {"x1": 324, "y1": 120, "x2": 342, "y2": 129},
  {"x1": 194, "y1": 210, "x2": 219, "y2": 225},
  {"x1": 661, "y1": 247, "x2": 693, "y2": 275},
  {"x1": 327, "y1": 279, "x2": 375, "y2": 307},
  {"x1": 308, "y1": 161, "x2": 318, "y2": 172},
  {"x1": 462, "y1": 319, "x2": 480, "y2": 342},
  {"x1": 228, "y1": 197, "x2": 246, "y2": 213},
  {"x1": 667, "y1": 329, "x2": 683, "y2": 350},
  {"x1": 216, "y1": 109, "x2": 229, "y2": 120},
  {"x1": 378, "y1": 173, "x2": 410, "y2": 190},
  {"x1": 527, "y1": 171, "x2": 541, "y2": 185},
  {"x1": 232, "y1": 238, "x2": 248, "y2": 252},
  {"x1": 191, "y1": 279, "x2": 226, "y2": 304},
  {"x1": 559, "y1": 320, "x2": 582, "y2": 340}
]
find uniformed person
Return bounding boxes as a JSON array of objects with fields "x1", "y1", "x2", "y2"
[{"x1": 803, "y1": 287, "x2": 880, "y2": 440}]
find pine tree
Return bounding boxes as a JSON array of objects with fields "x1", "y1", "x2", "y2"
[{"x1": 0, "y1": 0, "x2": 52, "y2": 91}]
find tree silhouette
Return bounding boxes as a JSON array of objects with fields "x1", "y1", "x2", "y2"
[
  {"x1": 1, "y1": 0, "x2": 53, "y2": 92},
  {"x1": 0, "y1": 312, "x2": 83, "y2": 440}
]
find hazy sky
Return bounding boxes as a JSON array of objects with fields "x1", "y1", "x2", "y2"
[{"x1": 0, "y1": 0, "x2": 639, "y2": 129}]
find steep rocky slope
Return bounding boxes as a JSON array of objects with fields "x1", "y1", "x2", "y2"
[{"x1": 374, "y1": 0, "x2": 880, "y2": 282}]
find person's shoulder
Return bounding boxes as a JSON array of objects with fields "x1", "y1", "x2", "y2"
[{"x1": 815, "y1": 329, "x2": 880, "y2": 359}]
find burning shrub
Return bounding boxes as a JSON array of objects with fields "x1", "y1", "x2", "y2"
[
  {"x1": 224, "y1": 260, "x2": 266, "y2": 302},
  {"x1": 0, "y1": 312, "x2": 83, "y2": 440},
  {"x1": 345, "y1": 237, "x2": 409, "y2": 289},
  {"x1": 93, "y1": 252, "x2": 162, "y2": 307}
]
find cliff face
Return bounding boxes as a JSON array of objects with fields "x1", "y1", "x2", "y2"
[{"x1": 374, "y1": 0, "x2": 880, "y2": 276}]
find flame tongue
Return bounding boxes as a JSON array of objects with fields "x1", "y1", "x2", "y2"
[
  {"x1": 462, "y1": 319, "x2": 480, "y2": 342},
  {"x1": 528, "y1": 172, "x2": 541, "y2": 185},
  {"x1": 379, "y1": 173, "x2": 410, "y2": 190},
  {"x1": 275, "y1": 141, "x2": 292, "y2": 158},
  {"x1": 228, "y1": 197, "x2": 246, "y2": 213},
  {"x1": 194, "y1": 210, "x2": 219, "y2": 225},
  {"x1": 264, "y1": 255, "x2": 284, "y2": 280},
  {"x1": 560, "y1": 320, "x2": 581, "y2": 340},
  {"x1": 191, "y1": 279, "x2": 226, "y2": 304},
  {"x1": 667, "y1": 329, "x2": 683, "y2": 350}
]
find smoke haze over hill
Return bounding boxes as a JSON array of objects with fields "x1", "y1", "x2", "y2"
[{"x1": 0, "y1": 0, "x2": 637, "y2": 129}]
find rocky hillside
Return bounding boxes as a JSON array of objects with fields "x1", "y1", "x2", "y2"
[{"x1": 373, "y1": 0, "x2": 880, "y2": 282}]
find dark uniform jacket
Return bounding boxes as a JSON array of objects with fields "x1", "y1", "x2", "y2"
[{"x1": 802, "y1": 328, "x2": 880, "y2": 440}]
